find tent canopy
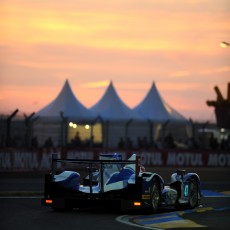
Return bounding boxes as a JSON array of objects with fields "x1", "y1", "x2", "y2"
[
  {"x1": 134, "y1": 82, "x2": 187, "y2": 123},
  {"x1": 35, "y1": 79, "x2": 97, "y2": 122},
  {"x1": 90, "y1": 81, "x2": 142, "y2": 122}
]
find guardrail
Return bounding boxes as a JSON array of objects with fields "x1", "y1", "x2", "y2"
[{"x1": 0, "y1": 148, "x2": 229, "y2": 171}]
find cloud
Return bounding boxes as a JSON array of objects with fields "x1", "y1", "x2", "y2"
[
  {"x1": 2, "y1": 1, "x2": 229, "y2": 53},
  {"x1": 199, "y1": 66, "x2": 230, "y2": 76},
  {"x1": 82, "y1": 80, "x2": 110, "y2": 88},
  {"x1": 217, "y1": 67, "x2": 230, "y2": 73},
  {"x1": 170, "y1": 71, "x2": 191, "y2": 78}
]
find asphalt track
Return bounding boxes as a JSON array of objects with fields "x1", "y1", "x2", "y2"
[
  {"x1": 0, "y1": 167, "x2": 230, "y2": 229},
  {"x1": 118, "y1": 196, "x2": 230, "y2": 229}
]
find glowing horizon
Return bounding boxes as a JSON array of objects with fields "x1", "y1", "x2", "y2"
[{"x1": 0, "y1": 0, "x2": 229, "y2": 122}]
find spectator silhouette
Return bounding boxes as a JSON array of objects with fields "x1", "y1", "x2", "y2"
[
  {"x1": 125, "y1": 137, "x2": 133, "y2": 149},
  {"x1": 72, "y1": 131, "x2": 82, "y2": 147},
  {"x1": 44, "y1": 136, "x2": 53, "y2": 148},
  {"x1": 164, "y1": 133, "x2": 175, "y2": 149},
  {"x1": 187, "y1": 137, "x2": 198, "y2": 149},
  {"x1": 31, "y1": 136, "x2": 38, "y2": 148},
  {"x1": 209, "y1": 133, "x2": 218, "y2": 150},
  {"x1": 118, "y1": 137, "x2": 125, "y2": 149}
]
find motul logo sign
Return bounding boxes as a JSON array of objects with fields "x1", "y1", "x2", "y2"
[
  {"x1": 166, "y1": 153, "x2": 203, "y2": 166},
  {"x1": 207, "y1": 154, "x2": 230, "y2": 166},
  {"x1": 0, "y1": 149, "x2": 230, "y2": 171},
  {"x1": 140, "y1": 152, "x2": 163, "y2": 166}
]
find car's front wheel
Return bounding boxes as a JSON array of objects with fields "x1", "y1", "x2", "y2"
[
  {"x1": 150, "y1": 178, "x2": 160, "y2": 212},
  {"x1": 187, "y1": 179, "x2": 199, "y2": 208}
]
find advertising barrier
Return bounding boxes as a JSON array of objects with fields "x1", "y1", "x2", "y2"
[{"x1": 0, "y1": 148, "x2": 229, "y2": 172}]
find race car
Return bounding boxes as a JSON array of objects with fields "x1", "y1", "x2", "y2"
[{"x1": 41, "y1": 153, "x2": 201, "y2": 212}]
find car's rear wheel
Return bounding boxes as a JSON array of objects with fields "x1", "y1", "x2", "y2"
[
  {"x1": 150, "y1": 179, "x2": 160, "y2": 212},
  {"x1": 175, "y1": 179, "x2": 199, "y2": 210}
]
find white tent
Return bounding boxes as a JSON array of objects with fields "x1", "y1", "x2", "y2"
[
  {"x1": 134, "y1": 82, "x2": 187, "y2": 122},
  {"x1": 132, "y1": 82, "x2": 189, "y2": 147},
  {"x1": 90, "y1": 81, "x2": 142, "y2": 122},
  {"x1": 33, "y1": 80, "x2": 97, "y2": 147},
  {"x1": 35, "y1": 79, "x2": 97, "y2": 122},
  {"x1": 90, "y1": 81, "x2": 143, "y2": 148}
]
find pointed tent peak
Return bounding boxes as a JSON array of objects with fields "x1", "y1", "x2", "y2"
[
  {"x1": 65, "y1": 78, "x2": 69, "y2": 84},
  {"x1": 92, "y1": 81, "x2": 123, "y2": 108},
  {"x1": 102, "y1": 80, "x2": 121, "y2": 101},
  {"x1": 64, "y1": 78, "x2": 70, "y2": 84},
  {"x1": 149, "y1": 81, "x2": 158, "y2": 92},
  {"x1": 134, "y1": 82, "x2": 187, "y2": 122},
  {"x1": 90, "y1": 81, "x2": 142, "y2": 121},
  {"x1": 140, "y1": 81, "x2": 162, "y2": 105},
  {"x1": 151, "y1": 81, "x2": 157, "y2": 90},
  {"x1": 142, "y1": 82, "x2": 159, "y2": 98},
  {"x1": 35, "y1": 80, "x2": 97, "y2": 122},
  {"x1": 107, "y1": 80, "x2": 115, "y2": 90},
  {"x1": 97, "y1": 80, "x2": 114, "y2": 97},
  {"x1": 62, "y1": 79, "x2": 72, "y2": 90},
  {"x1": 57, "y1": 79, "x2": 77, "y2": 101},
  {"x1": 56, "y1": 79, "x2": 72, "y2": 97},
  {"x1": 107, "y1": 80, "x2": 113, "y2": 87}
]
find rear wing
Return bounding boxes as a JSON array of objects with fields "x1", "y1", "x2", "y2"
[{"x1": 51, "y1": 153, "x2": 141, "y2": 193}]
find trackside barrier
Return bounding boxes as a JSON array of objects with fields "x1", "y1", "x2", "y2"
[{"x1": 0, "y1": 148, "x2": 230, "y2": 171}]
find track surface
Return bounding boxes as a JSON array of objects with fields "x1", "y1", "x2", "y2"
[{"x1": 0, "y1": 167, "x2": 229, "y2": 230}]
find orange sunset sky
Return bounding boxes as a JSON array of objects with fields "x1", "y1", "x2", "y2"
[{"x1": 0, "y1": 0, "x2": 229, "y2": 122}]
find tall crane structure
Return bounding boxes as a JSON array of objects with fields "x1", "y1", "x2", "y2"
[{"x1": 206, "y1": 83, "x2": 230, "y2": 129}]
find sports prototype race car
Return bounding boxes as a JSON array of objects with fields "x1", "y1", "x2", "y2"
[{"x1": 41, "y1": 153, "x2": 202, "y2": 212}]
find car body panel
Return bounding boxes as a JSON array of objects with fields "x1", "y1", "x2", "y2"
[{"x1": 41, "y1": 153, "x2": 202, "y2": 211}]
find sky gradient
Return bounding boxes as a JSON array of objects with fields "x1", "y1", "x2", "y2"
[{"x1": 0, "y1": 0, "x2": 230, "y2": 122}]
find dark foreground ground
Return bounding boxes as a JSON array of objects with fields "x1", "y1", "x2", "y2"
[{"x1": 0, "y1": 167, "x2": 230, "y2": 230}]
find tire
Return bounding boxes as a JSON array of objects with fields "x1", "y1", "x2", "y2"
[
  {"x1": 150, "y1": 179, "x2": 160, "y2": 212},
  {"x1": 187, "y1": 179, "x2": 198, "y2": 209}
]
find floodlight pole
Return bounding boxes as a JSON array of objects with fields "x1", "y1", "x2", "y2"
[
  {"x1": 24, "y1": 112, "x2": 35, "y2": 147},
  {"x1": 60, "y1": 111, "x2": 67, "y2": 147},
  {"x1": 6, "y1": 109, "x2": 19, "y2": 147}
]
